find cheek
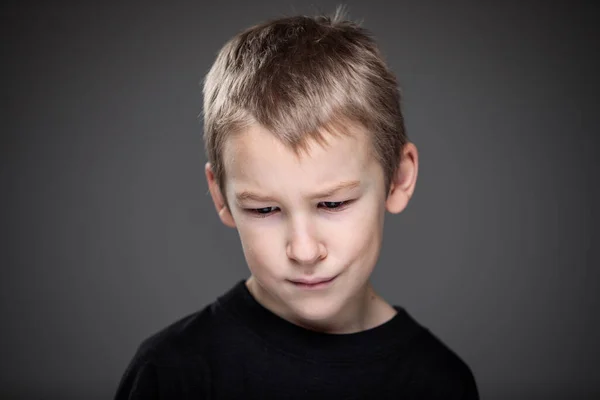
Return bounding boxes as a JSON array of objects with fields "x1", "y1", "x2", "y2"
[
  {"x1": 329, "y1": 201, "x2": 384, "y2": 265},
  {"x1": 235, "y1": 220, "x2": 285, "y2": 272}
]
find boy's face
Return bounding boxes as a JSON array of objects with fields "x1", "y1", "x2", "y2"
[{"x1": 206, "y1": 123, "x2": 416, "y2": 330}]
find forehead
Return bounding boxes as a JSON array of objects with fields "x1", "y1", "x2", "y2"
[{"x1": 223, "y1": 124, "x2": 378, "y2": 192}]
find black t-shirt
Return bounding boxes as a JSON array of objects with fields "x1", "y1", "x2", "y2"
[{"x1": 115, "y1": 280, "x2": 479, "y2": 399}]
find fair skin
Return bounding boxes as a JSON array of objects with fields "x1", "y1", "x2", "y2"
[{"x1": 206, "y1": 122, "x2": 418, "y2": 334}]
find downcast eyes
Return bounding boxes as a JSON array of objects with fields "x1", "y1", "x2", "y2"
[
  {"x1": 321, "y1": 201, "x2": 344, "y2": 209},
  {"x1": 256, "y1": 207, "x2": 277, "y2": 214},
  {"x1": 249, "y1": 201, "x2": 351, "y2": 217}
]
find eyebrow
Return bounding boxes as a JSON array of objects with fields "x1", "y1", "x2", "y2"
[{"x1": 235, "y1": 180, "x2": 361, "y2": 203}]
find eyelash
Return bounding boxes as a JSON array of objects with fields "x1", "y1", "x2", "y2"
[{"x1": 246, "y1": 201, "x2": 352, "y2": 218}]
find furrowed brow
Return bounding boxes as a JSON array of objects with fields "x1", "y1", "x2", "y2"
[
  {"x1": 235, "y1": 191, "x2": 276, "y2": 203},
  {"x1": 310, "y1": 180, "x2": 361, "y2": 199},
  {"x1": 234, "y1": 180, "x2": 361, "y2": 204}
]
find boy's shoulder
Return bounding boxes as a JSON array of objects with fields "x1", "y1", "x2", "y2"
[
  {"x1": 114, "y1": 303, "x2": 221, "y2": 399},
  {"x1": 405, "y1": 327, "x2": 478, "y2": 397},
  {"x1": 132, "y1": 302, "x2": 222, "y2": 367}
]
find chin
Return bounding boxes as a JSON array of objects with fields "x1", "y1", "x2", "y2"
[{"x1": 287, "y1": 295, "x2": 345, "y2": 325}]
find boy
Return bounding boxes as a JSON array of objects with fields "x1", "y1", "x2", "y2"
[{"x1": 115, "y1": 9, "x2": 479, "y2": 399}]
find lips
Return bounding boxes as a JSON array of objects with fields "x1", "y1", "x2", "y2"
[
  {"x1": 289, "y1": 276, "x2": 337, "y2": 287},
  {"x1": 292, "y1": 277, "x2": 333, "y2": 284}
]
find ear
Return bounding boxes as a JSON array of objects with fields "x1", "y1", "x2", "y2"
[
  {"x1": 386, "y1": 142, "x2": 419, "y2": 214},
  {"x1": 205, "y1": 162, "x2": 236, "y2": 228}
]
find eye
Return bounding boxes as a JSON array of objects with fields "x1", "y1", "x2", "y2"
[
  {"x1": 318, "y1": 201, "x2": 350, "y2": 211},
  {"x1": 248, "y1": 206, "x2": 279, "y2": 217}
]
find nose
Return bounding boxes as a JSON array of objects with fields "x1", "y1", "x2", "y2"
[{"x1": 286, "y1": 220, "x2": 326, "y2": 265}]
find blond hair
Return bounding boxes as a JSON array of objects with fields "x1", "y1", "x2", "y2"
[{"x1": 202, "y1": 8, "x2": 408, "y2": 198}]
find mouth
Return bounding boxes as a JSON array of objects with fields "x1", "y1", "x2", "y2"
[{"x1": 288, "y1": 275, "x2": 337, "y2": 290}]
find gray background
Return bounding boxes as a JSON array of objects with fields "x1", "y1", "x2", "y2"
[{"x1": 2, "y1": 1, "x2": 598, "y2": 399}]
